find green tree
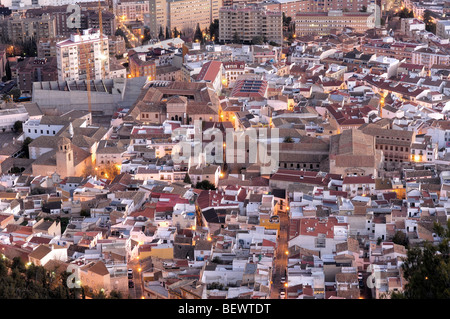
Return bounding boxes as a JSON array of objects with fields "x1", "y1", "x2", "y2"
[
  {"x1": 399, "y1": 221, "x2": 450, "y2": 299},
  {"x1": 4, "y1": 61, "x2": 11, "y2": 81},
  {"x1": 423, "y1": 10, "x2": 436, "y2": 34},
  {"x1": 165, "y1": 26, "x2": 171, "y2": 39},
  {"x1": 9, "y1": 88, "x2": 21, "y2": 101},
  {"x1": 252, "y1": 36, "x2": 264, "y2": 45},
  {"x1": 195, "y1": 180, "x2": 216, "y2": 190},
  {"x1": 13, "y1": 120, "x2": 23, "y2": 133},
  {"x1": 173, "y1": 27, "x2": 180, "y2": 38},
  {"x1": 398, "y1": 7, "x2": 414, "y2": 18},
  {"x1": 232, "y1": 31, "x2": 240, "y2": 44},
  {"x1": 20, "y1": 137, "x2": 33, "y2": 158},
  {"x1": 392, "y1": 231, "x2": 409, "y2": 247},
  {"x1": 209, "y1": 19, "x2": 219, "y2": 42},
  {"x1": 194, "y1": 23, "x2": 203, "y2": 43},
  {"x1": 115, "y1": 28, "x2": 129, "y2": 44},
  {"x1": 360, "y1": 5, "x2": 367, "y2": 12},
  {"x1": 183, "y1": 172, "x2": 192, "y2": 184},
  {"x1": 159, "y1": 26, "x2": 164, "y2": 40},
  {"x1": 283, "y1": 136, "x2": 294, "y2": 143},
  {"x1": 108, "y1": 290, "x2": 123, "y2": 299}
]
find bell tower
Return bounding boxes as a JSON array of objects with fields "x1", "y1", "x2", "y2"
[{"x1": 56, "y1": 137, "x2": 74, "y2": 178}]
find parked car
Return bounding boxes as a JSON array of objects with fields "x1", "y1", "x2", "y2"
[
  {"x1": 128, "y1": 269, "x2": 133, "y2": 279},
  {"x1": 358, "y1": 272, "x2": 363, "y2": 281},
  {"x1": 280, "y1": 291, "x2": 285, "y2": 299},
  {"x1": 128, "y1": 280, "x2": 134, "y2": 288}
]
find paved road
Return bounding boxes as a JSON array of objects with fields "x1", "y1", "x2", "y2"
[
  {"x1": 128, "y1": 259, "x2": 144, "y2": 299},
  {"x1": 271, "y1": 206, "x2": 289, "y2": 299}
]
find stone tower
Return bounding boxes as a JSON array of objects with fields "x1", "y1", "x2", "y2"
[{"x1": 56, "y1": 136, "x2": 74, "y2": 178}]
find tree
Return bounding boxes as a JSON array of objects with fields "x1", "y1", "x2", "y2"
[
  {"x1": 252, "y1": 36, "x2": 264, "y2": 45},
  {"x1": 108, "y1": 290, "x2": 123, "y2": 299},
  {"x1": 209, "y1": 19, "x2": 219, "y2": 42},
  {"x1": 115, "y1": 28, "x2": 129, "y2": 44},
  {"x1": 183, "y1": 173, "x2": 192, "y2": 184},
  {"x1": 159, "y1": 26, "x2": 164, "y2": 40},
  {"x1": 173, "y1": 27, "x2": 180, "y2": 38},
  {"x1": 392, "y1": 231, "x2": 409, "y2": 247},
  {"x1": 165, "y1": 26, "x2": 171, "y2": 39},
  {"x1": 282, "y1": 12, "x2": 292, "y2": 31},
  {"x1": 232, "y1": 31, "x2": 240, "y2": 44},
  {"x1": 194, "y1": 23, "x2": 203, "y2": 43},
  {"x1": 423, "y1": 10, "x2": 436, "y2": 34},
  {"x1": 398, "y1": 7, "x2": 414, "y2": 18},
  {"x1": 20, "y1": 137, "x2": 33, "y2": 159},
  {"x1": 99, "y1": 162, "x2": 120, "y2": 180},
  {"x1": 4, "y1": 61, "x2": 11, "y2": 81},
  {"x1": 283, "y1": 136, "x2": 294, "y2": 143},
  {"x1": 9, "y1": 88, "x2": 21, "y2": 101},
  {"x1": 13, "y1": 120, "x2": 23, "y2": 133},
  {"x1": 397, "y1": 220, "x2": 450, "y2": 299},
  {"x1": 360, "y1": 5, "x2": 367, "y2": 12},
  {"x1": 142, "y1": 27, "x2": 151, "y2": 44},
  {"x1": 82, "y1": 164, "x2": 96, "y2": 178},
  {"x1": 195, "y1": 180, "x2": 216, "y2": 190}
]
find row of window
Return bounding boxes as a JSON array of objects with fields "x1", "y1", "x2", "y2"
[{"x1": 28, "y1": 129, "x2": 56, "y2": 134}]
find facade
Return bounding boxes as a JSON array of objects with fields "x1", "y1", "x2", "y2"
[
  {"x1": 128, "y1": 51, "x2": 157, "y2": 79},
  {"x1": 360, "y1": 124, "x2": 415, "y2": 164},
  {"x1": 0, "y1": 106, "x2": 29, "y2": 132},
  {"x1": 144, "y1": 0, "x2": 221, "y2": 38},
  {"x1": 145, "y1": 0, "x2": 168, "y2": 39},
  {"x1": 24, "y1": 5, "x2": 117, "y2": 38},
  {"x1": 117, "y1": 0, "x2": 150, "y2": 21},
  {"x1": 1, "y1": 13, "x2": 56, "y2": 43},
  {"x1": 295, "y1": 10, "x2": 375, "y2": 37},
  {"x1": 56, "y1": 29, "x2": 110, "y2": 82},
  {"x1": 329, "y1": 129, "x2": 383, "y2": 177},
  {"x1": 436, "y1": 20, "x2": 450, "y2": 40},
  {"x1": 13, "y1": 57, "x2": 58, "y2": 94},
  {"x1": 219, "y1": 4, "x2": 283, "y2": 46},
  {"x1": 411, "y1": 47, "x2": 450, "y2": 71}
]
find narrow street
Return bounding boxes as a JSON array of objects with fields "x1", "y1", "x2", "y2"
[
  {"x1": 271, "y1": 207, "x2": 289, "y2": 299},
  {"x1": 128, "y1": 259, "x2": 144, "y2": 299}
]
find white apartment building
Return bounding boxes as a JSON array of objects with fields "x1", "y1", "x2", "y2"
[
  {"x1": 0, "y1": 105, "x2": 29, "y2": 132},
  {"x1": 56, "y1": 29, "x2": 110, "y2": 82},
  {"x1": 436, "y1": 20, "x2": 450, "y2": 40}
]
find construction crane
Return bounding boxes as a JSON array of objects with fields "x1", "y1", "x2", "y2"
[{"x1": 98, "y1": 0, "x2": 106, "y2": 79}]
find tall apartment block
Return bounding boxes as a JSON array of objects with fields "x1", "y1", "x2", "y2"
[
  {"x1": 295, "y1": 10, "x2": 375, "y2": 37},
  {"x1": 261, "y1": 0, "x2": 386, "y2": 15},
  {"x1": 144, "y1": 0, "x2": 222, "y2": 38},
  {"x1": 219, "y1": 4, "x2": 283, "y2": 45},
  {"x1": 0, "y1": 12, "x2": 56, "y2": 43},
  {"x1": 25, "y1": 6, "x2": 117, "y2": 37},
  {"x1": 56, "y1": 28, "x2": 110, "y2": 82},
  {"x1": 117, "y1": 0, "x2": 150, "y2": 21}
]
